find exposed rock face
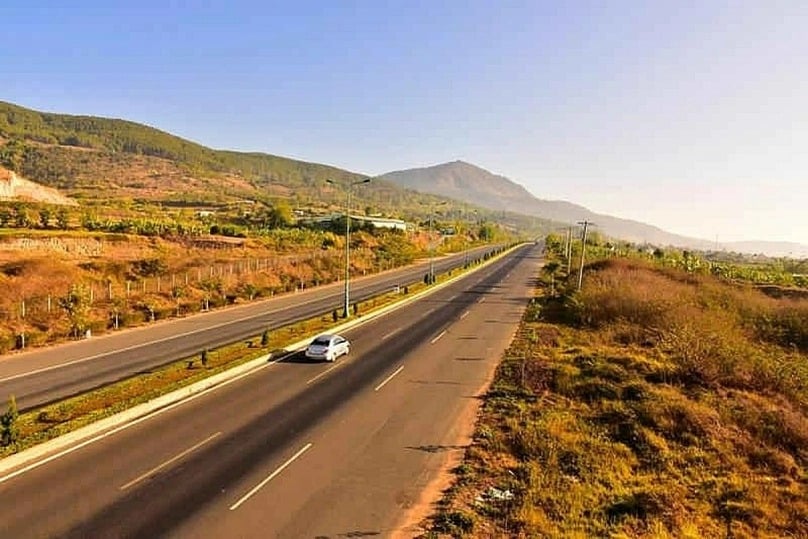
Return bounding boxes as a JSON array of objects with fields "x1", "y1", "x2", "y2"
[{"x1": 0, "y1": 167, "x2": 78, "y2": 206}]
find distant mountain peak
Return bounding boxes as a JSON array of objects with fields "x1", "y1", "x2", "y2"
[{"x1": 379, "y1": 160, "x2": 759, "y2": 253}]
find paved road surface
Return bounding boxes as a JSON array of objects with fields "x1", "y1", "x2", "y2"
[
  {"x1": 0, "y1": 245, "x2": 498, "y2": 409},
  {"x1": 0, "y1": 243, "x2": 541, "y2": 538}
]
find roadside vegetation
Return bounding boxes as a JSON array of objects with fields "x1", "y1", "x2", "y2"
[
  {"x1": 424, "y1": 245, "x2": 808, "y2": 537},
  {"x1": 546, "y1": 231, "x2": 808, "y2": 290}
]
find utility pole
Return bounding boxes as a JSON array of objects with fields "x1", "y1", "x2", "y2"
[
  {"x1": 565, "y1": 225, "x2": 573, "y2": 275},
  {"x1": 577, "y1": 221, "x2": 593, "y2": 290}
]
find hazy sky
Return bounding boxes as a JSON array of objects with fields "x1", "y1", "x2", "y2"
[{"x1": 3, "y1": 1, "x2": 806, "y2": 243}]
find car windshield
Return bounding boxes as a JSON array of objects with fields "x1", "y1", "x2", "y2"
[{"x1": 312, "y1": 337, "x2": 331, "y2": 346}]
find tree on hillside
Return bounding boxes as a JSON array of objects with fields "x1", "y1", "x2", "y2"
[
  {"x1": 0, "y1": 207, "x2": 11, "y2": 228},
  {"x1": 38, "y1": 207, "x2": 52, "y2": 229},
  {"x1": 12, "y1": 204, "x2": 32, "y2": 228},
  {"x1": 253, "y1": 202, "x2": 294, "y2": 229},
  {"x1": 56, "y1": 207, "x2": 70, "y2": 230},
  {"x1": 478, "y1": 222, "x2": 496, "y2": 242},
  {"x1": 0, "y1": 138, "x2": 27, "y2": 173}
]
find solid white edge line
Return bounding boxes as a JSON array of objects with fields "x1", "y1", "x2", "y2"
[
  {"x1": 305, "y1": 363, "x2": 343, "y2": 385},
  {"x1": 460, "y1": 311, "x2": 470, "y2": 320},
  {"x1": 430, "y1": 330, "x2": 447, "y2": 344},
  {"x1": 120, "y1": 431, "x2": 222, "y2": 490},
  {"x1": 374, "y1": 365, "x2": 404, "y2": 392},
  {"x1": 477, "y1": 297, "x2": 486, "y2": 303},
  {"x1": 0, "y1": 358, "x2": 278, "y2": 485},
  {"x1": 229, "y1": 443, "x2": 313, "y2": 511}
]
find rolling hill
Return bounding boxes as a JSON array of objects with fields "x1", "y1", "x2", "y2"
[
  {"x1": 381, "y1": 161, "x2": 808, "y2": 256},
  {"x1": 0, "y1": 101, "x2": 487, "y2": 226},
  {"x1": 3, "y1": 101, "x2": 801, "y2": 256}
]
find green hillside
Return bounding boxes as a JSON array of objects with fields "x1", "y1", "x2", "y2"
[
  {"x1": 0, "y1": 101, "x2": 559, "y2": 238},
  {"x1": 0, "y1": 100, "x2": 363, "y2": 186}
]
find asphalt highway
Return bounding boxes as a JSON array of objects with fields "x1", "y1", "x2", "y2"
[
  {"x1": 0, "y1": 243, "x2": 542, "y2": 538},
  {"x1": 0, "y1": 245, "x2": 498, "y2": 410}
]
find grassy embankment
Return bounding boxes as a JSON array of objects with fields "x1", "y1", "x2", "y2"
[{"x1": 425, "y1": 257, "x2": 808, "y2": 538}]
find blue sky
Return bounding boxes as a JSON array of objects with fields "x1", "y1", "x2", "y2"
[{"x1": 3, "y1": 1, "x2": 806, "y2": 244}]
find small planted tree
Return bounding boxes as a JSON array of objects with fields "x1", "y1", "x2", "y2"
[
  {"x1": 171, "y1": 285, "x2": 185, "y2": 316},
  {"x1": 59, "y1": 285, "x2": 91, "y2": 339},
  {"x1": 0, "y1": 395, "x2": 19, "y2": 448},
  {"x1": 261, "y1": 329, "x2": 270, "y2": 347}
]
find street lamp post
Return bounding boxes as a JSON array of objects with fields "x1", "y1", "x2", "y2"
[
  {"x1": 327, "y1": 178, "x2": 371, "y2": 317},
  {"x1": 463, "y1": 207, "x2": 477, "y2": 268},
  {"x1": 428, "y1": 201, "x2": 448, "y2": 284}
]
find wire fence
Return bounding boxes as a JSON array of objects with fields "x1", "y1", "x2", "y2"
[{"x1": 0, "y1": 247, "x2": 411, "y2": 353}]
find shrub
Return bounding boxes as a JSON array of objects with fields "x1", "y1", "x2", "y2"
[
  {"x1": 753, "y1": 302, "x2": 808, "y2": 352},
  {"x1": 432, "y1": 510, "x2": 475, "y2": 535},
  {"x1": 724, "y1": 392, "x2": 808, "y2": 460},
  {"x1": 0, "y1": 396, "x2": 19, "y2": 447},
  {"x1": 634, "y1": 388, "x2": 723, "y2": 447}
]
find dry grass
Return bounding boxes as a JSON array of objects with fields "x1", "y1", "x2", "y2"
[
  {"x1": 0, "y1": 231, "x2": 395, "y2": 352},
  {"x1": 424, "y1": 259, "x2": 808, "y2": 538}
]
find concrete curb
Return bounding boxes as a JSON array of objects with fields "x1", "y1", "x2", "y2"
[{"x1": 0, "y1": 245, "x2": 517, "y2": 477}]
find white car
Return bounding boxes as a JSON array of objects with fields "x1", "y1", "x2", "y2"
[{"x1": 305, "y1": 334, "x2": 350, "y2": 362}]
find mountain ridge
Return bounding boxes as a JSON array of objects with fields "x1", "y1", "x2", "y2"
[{"x1": 380, "y1": 161, "x2": 808, "y2": 257}]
